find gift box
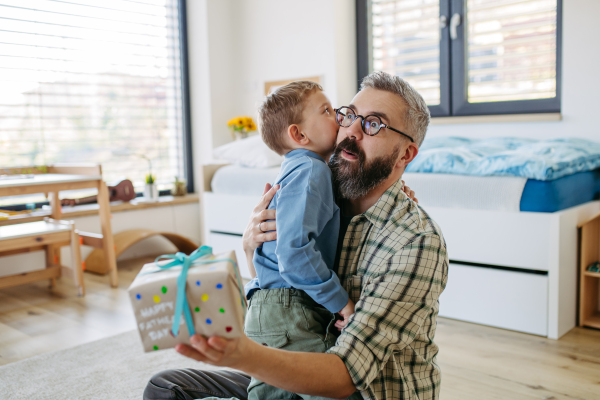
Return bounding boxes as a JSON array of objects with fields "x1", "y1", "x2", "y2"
[{"x1": 128, "y1": 246, "x2": 246, "y2": 352}]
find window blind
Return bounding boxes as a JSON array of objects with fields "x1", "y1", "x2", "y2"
[
  {"x1": 371, "y1": 0, "x2": 442, "y2": 106},
  {"x1": 0, "y1": 0, "x2": 187, "y2": 198},
  {"x1": 467, "y1": 0, "x2": 557, "y2": 103}
]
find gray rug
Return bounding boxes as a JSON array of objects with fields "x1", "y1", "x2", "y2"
[{"x1": 0, "y1": 330, "x2": 224, "y2": 400}]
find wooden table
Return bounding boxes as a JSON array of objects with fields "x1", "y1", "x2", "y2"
[{"x1": 0, "y1": 166, "x2": 118, "y2": 287}]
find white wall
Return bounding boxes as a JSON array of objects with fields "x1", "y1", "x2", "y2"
[
  {"x1": 187, "y1": 0, "x2": 240, "y2": 187},
  {"x1": 186, "y1": 0, "x2": 212, "y2": 190},
  {"x1": 235, "y1": 0, "x2": 357, "y2": 116}
]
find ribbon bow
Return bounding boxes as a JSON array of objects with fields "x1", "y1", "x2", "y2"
[
  {"x1": 153, "y1": 246, "x2": 213, "y2": 337},
  {"x1": 150, "y1": 246, "x2": 247, "y2": 338}
]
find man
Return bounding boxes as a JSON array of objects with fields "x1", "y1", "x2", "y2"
[{"x1": 144, "y1": 71, "x2": 448, "y2": 400}]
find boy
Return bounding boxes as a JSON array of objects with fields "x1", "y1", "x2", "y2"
[{"x1": 243, "y1": 81, "x2": 354, "y2": 399}]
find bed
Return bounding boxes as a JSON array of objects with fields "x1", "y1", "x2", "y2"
[{"x1": 202, "y1": 137, "x2": 600, "y2": 339}]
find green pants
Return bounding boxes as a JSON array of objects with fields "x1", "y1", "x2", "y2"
[{"x1": 244, "y1": 288, "x2": 360, "y2": 400}]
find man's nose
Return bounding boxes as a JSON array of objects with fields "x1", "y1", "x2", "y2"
[{"x1": 345, "y1": 118, "x2": 364, "y2": 141}]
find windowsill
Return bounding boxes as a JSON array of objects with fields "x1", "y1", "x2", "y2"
[
  {"x1": 0, "y1": 194, "x2": 199, "y2": 227},
  {"x1": 430, "y1": 113, "x2": 562, "y2": 125}
]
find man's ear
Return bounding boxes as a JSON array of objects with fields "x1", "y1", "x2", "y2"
[
  {"x1": 287, "y1": 124, "x2": 310, "y2": 146},
  {"x1": 396, "y1": 143, "x2": 419, "y2": 169}
]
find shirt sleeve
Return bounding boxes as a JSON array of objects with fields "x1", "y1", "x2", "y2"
[
  {"x1": 274, "y1": 165, "x2": 349, "y2": 313},
  {"x1": 327, "y1": 233, "x2": 448, "y2": 391}
]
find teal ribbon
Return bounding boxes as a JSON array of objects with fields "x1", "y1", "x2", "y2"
[{"x1": 149, "y1": 245, "x2": 247, "y2": 338}]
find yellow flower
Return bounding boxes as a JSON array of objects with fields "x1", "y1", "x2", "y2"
[{"x1": 227, "y1": 115, "x2": 257, "y2": 131}]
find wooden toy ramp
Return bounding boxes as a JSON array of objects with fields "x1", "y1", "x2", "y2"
[{"x1": 84, "y1": 229, "x2": 198, "y2": 275}]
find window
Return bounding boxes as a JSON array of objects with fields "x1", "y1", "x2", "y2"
[
  {"x1": 0, "y1": 0, "x2": 192, "y2": 206},
  {"x1": 357, "y1": 0, "x2": 561, "y2": 117}
]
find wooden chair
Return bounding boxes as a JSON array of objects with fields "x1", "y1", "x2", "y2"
[
  {"x1": 0, "y1": 163, "x2": 118, "y2": 287},
  {"x1": 0, "y1": 218, "x2": 85, "y2": 295}
]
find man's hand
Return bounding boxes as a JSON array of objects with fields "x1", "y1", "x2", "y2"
[
  {"x1": 242, "y1": 183, "x2": 279, "y2": 254},
  {"x1": 175, "y1": 333, "x2": 254, "y2": 369},
  {"x1": 401, "y1": 180, "x2": 418, "y2": 203},
  {"x1": 335, "y1": 299, "x2": 355, "y2": 331}
]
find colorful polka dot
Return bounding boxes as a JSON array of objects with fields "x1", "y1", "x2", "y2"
[
  {"x1": 153, "y1": 295, "x2": 161, "y2": 303},
  {"x1": 153, "y1": 345, "x2": 159, "y2": 351},
  {"x1": 225, "y1": 326, "x2": 232, "y2": 333},
  {"x1": 194, "y1": 307, "x2": 200, "y2": 312},
  {"x1": 206, "y1": 318, "x2": 212, "y2": 324},
  {"x1": 219, "y1": 308, "x2": 225, "y2": 313},
  {"x1": 161, "y1": 286, "x2": 167, "y2": 294},
  {"x1": 216, "y1": 283, "x2": 223, "y2": 289},
  {"x1": 201, "y1": 294, "x2": 209, "y2": 302},
  {"x1": 136, "y1": 293, "x2": 141, "y2": 300},
  {"x1": 196, "y1": 280, "x2": 201, "y2": 286}
]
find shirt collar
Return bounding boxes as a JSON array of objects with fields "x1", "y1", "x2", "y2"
[
  {"x1": 284, "y1": 148, "x2": 325, "y2": 163},
  {"x1": 360, "y1": 179, "x2": 408, "y2": 229}
]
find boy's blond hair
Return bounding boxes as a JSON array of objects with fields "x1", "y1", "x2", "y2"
[{"x1": 259, "y1": 81, "x2": 323, "y2": 155}]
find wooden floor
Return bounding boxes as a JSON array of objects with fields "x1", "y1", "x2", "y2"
[
  {"x1": 0, "y1": 256, "x2": 146, "y2": 366},
  {"x1": 1, "y1": 257, "x2": 599, "y2": 399}
]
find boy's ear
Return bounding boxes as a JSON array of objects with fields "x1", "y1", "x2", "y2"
[{"x1": 287, "y1": 124, "x2": 310, "y2": 146}]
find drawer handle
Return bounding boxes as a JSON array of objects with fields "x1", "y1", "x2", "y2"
[{"x1": 35, "y1": 237, "x2": 43, "y2": 242}]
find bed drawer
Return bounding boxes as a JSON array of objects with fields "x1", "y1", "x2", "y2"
[
  {"x1": 425, "y1": 206, "x2": 553, "y2": 271},
  {"x1": 438, "y1": 262, "x2": 548, "y2": 336},
  {"x1": 207, "y1": 232, "x2": 251, "y2": 280}
]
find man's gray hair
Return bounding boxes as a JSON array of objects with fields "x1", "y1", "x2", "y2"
[{"x1": 360, "y1": 71, "x2": 430, "y2": 146}]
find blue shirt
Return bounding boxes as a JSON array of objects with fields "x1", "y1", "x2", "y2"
[{"x1": 245, "y1": 149, "x2": 349, "y2": 313}]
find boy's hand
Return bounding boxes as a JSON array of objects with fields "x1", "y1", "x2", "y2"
[
  {"x1": 334, "y1": 299, "x2": 355, "y2": 331},
  {"x1": 401, "y1": 180, "x2": 418, "y2": 203}
]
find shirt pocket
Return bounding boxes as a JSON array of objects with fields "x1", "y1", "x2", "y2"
[{"x1": 343, "y1": 274, "x2": 364, "y2": 303}]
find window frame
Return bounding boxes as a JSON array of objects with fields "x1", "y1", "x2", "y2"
[
  {"x1": 356, "y1": 0, "x2": 563, "y2": 118},
  {"x1": 178, "y1": 0, "x2": 194, "y2": 194}
]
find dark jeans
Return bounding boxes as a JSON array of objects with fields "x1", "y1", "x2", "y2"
[
  {"x1": 143, "y1": 369, "x2": 361, "y2": 400},
  {"x1": 143, "y1": 369, "x2": 251, "y2": 399}
]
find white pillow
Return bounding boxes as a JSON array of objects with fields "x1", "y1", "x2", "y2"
[{"x1": 213, "y1": 135, "x2": 284, "y2": 168}]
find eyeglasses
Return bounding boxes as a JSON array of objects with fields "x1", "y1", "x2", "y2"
[{"x1": 334, "y1": 106, "x2": 414, "y2": 142}]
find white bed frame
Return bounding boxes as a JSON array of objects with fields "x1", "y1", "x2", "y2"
[{"x1": 202, "y1": 164, "x2": 600, "y2": 339}]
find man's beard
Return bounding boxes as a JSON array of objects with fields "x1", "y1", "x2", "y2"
[{"x1": 328, "y1": 137, "x2": 401, "y2": 200}]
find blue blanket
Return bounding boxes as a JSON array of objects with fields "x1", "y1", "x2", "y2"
[{"x1": 406, "y1": 137, "x2": 600, "y2": 181}]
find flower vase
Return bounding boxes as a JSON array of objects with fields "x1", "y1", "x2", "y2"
[
  {"x1": 234, "y1": 129, "x2": 248, "y2": 141},
  {"x1": 171, "y1": 180, "x2": 187, "y2": 196},
  {"x1": 144, "y1": 183, "x2": 159, "y2": 201}
]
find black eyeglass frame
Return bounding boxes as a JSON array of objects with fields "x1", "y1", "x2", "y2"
[{"x1": 334, "y1": 106, "x2": 414, "y2": 142}]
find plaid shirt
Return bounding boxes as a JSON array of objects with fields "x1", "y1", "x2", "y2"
[{"x1": 327, "y1": 179, "x2": 448, "y2": 400}]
